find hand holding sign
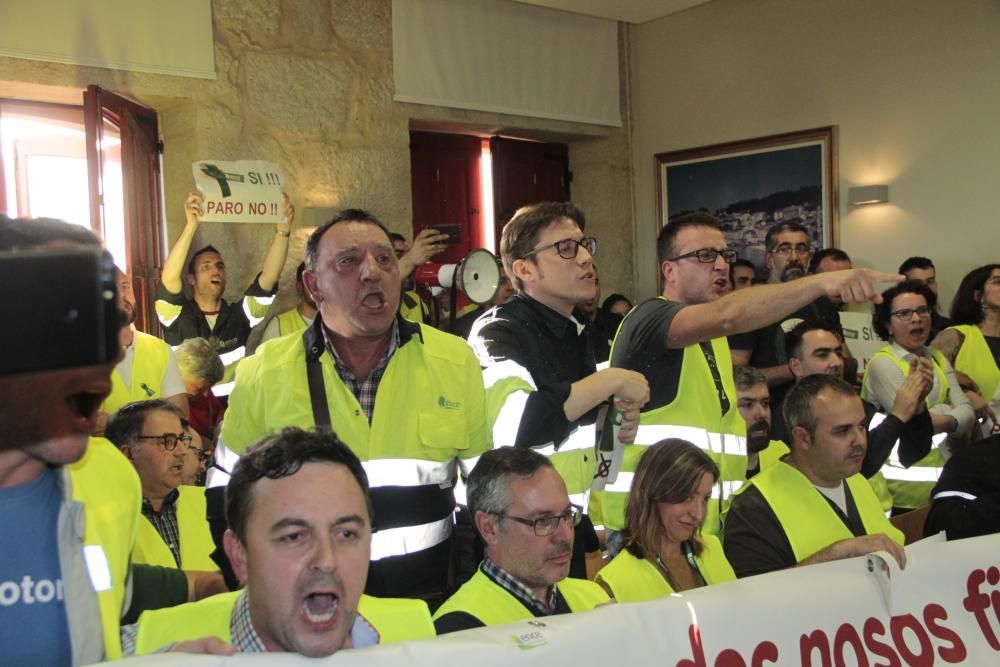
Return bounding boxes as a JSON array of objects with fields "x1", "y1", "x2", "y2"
[{"x1": 192, "y1": 160, "x2": 286, "y2": 224}]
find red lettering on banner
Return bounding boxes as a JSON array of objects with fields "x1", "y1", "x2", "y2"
[
  {"x1": 861, "y1": 618, "x2": 901, "y2": 667},
  {"x1": 677, "y1": 624, "x2": 707, "y2": 667},
  {"x1": 923, "y1": 604, "x2": 967, "y2": 662},
  {"x1": 800, "y1": 629, "x2": 832, "y2": 667},
  {"x1": 888, "y1": 615, "x2": 932, "y2": 667},
  {"x1": 963, "y1": 568, "x2": 1000, "y2": 651},
  {"x1": 205, "y1": 200, "x2": 244, "y2": 215},
  {"x1": 674, "y1": 625, "x2": 781, "y2": 667},
  {"x1": 248, "y1": 201, "x2": 263, "y2": 215},
  {"x1": 833, "y1": 623, "x2": 868, "y2": 667},
  {"x1": 751, "y1": 642, "x2": 778, "y2": 666}
]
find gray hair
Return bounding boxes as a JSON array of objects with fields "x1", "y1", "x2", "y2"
[
  {"x1": 175, "y1": 337, "x2": 224, "y2": 386},
  {"x1": 466, "y1": 447, "x2": 553, "y2": 516},
  {"x1": 106, "y1": 399, "x2": 187, "y2": 450}
]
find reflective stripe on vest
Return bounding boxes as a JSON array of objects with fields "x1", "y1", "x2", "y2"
[
  {"x1": 933, "y1": 490, "x2": 977, "y2": 501},
  {"x1": 371, "y1": 515, "x2": 453, "y2": 560},
  {"x1": 634, "y1": 424, "x2": 747, "y2": 456},
  {"x1": 218, "y1": 345, "x2": 247, "y2": 367},
  {"x1": 535, "y1": 424, "x2": 596, "y2": 456},
  {"x1": 602, "y1": 472, "x2": 742, "y2": 501},
  {"x1": 363, "y1": 458, "x2": 457, "y2": 487}
]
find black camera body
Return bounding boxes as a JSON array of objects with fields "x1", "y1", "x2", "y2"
[{"x1": 1, "y1": 248, "x2": 120, "y2": 376}]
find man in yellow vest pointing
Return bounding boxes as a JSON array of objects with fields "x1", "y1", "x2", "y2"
[
  {"x1": 124, "y1": 427, "x2": 434, "y2": 656},
  {"x1": 434, "y1": 447, "x2": 610, "y2": 634}
]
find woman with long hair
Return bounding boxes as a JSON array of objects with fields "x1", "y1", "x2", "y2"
[{"x1": 595, "y1": 439, "x2": 735, "y2": 602}]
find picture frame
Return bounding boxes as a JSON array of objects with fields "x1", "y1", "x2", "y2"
[{"x1": 655, "y1": 127, "x2": 838, "y2": 275}]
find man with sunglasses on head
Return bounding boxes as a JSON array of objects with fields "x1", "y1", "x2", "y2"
[
  {"x1": 469, "y1": 202, "x2": 649, "y2": 579},
  {"x1": 433, "y1": 447, "x2": 609, "y2": 633},
  {"x1": 107, "y1": 400, "x2": 217, "y2": 572},
  {"x1": 594, "y1": 214, "x2": 902, "y2": 551}
]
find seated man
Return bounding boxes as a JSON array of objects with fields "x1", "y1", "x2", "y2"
[
  {"x1": 155, "y1": 191, "x2": 294, "y2": 396},
  {"x1": 124, "y1": 427, "x2": 434, "y2": 656},
  {"x1": 107, "y1": 400, "x2": 216, "y2": 571},
  {"x1": 257, "y1": 261, "x2": 318, "y2": 345},
  {"x1": 723, "y1": 375, "x2": 907, "y2": 578},
  {"x1": 99, "y1": 267, "x2": 188, "y2": 429},
  {"x1": 733, "y1": 365, "x2": 788, "y2": 478},
  {"x1": 433, "y1": 447, "x2": 610, "y2": 634}
]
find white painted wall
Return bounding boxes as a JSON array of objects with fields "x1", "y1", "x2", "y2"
[{"x1": 629, "y1": 0, "x2": 1000, "y2": 310}]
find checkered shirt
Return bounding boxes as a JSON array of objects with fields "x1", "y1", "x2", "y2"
[
  {"x1": 480, "y1": 557, "x2": 558, "y2": 615},
  {"x1": 141, "y1": 488, "x2": 181, "y2": 567},
  {"x1": 323, "y1": 320, "x2": 400, "y2": 422}
]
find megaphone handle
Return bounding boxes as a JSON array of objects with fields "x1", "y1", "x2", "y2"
[{"x1": 448, "y1": 278, "x2": 458, "y2": 331}]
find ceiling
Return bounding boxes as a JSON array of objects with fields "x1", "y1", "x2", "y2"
[{"x1": 511, "y1": 0, "x2": 712, "y2": 24}]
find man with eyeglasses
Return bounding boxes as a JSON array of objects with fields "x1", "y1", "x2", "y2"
[
  {"x1": 107, "y1": 399, "x2": 217, "y2": 571},
  {"x1": 595, "y1": 213, "x2": 901, "y2": 549},
  {"x1": 433, "y1": 447, "x2": 609, "y2": 633},
  {"x1": 468, "y1": 202, "x2": 649, "y2": 579}
]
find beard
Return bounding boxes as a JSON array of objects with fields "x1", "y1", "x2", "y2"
[
  {"x1": 780, "y1": 262, "x2": 806, "y2": 282},
  {"x1": 747, "y1": 419, "x2": 771, "y2": 454}
]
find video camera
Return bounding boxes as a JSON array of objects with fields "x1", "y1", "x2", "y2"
[{"x1": 0, "y1": 247, "x2": 120, "y2": 376}]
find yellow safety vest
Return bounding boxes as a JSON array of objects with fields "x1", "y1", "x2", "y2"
[
  {"x1": 951, "y1": 324, "x2": 999, "y2": 406},
  {"x1": 400, "y1": 289, "x2": 427, "y2": 323},
  {"x1": 594, "y1": 302, "x2": 747, "y2": 535},
  {"x1": 101, "y1": 331, "x2": 171, "y2": 414},
  {"x1": 222, "y1": 320, "x2": 490, "y2": 561},
  {"x1": 595, "y1": 534, "x2": 735, "y2": 603},
  {"x1": 132, "y1": 485, "x2": 217, "y2": 571},
  {"x1": 275, "y1": 308, "x2": 309, "y2": 337},
  {"x1": 433, "y1": 570, "x2": 608, "y2": 626},
  {"x1": 739, "y1": 461, "x2": 903, "y2": 563},
  {"x1": 66, "y1": 437, "x2": 142, "y2": 661},
  {"x1": 861, "y1": 346, "x2": 949, "y2": 510},
  {"x1": 758, "y1": 440, "x2": 790, "y2": 472},
  {"x1": 133, "y1": 590, "x2": 434, "y2": 654}
]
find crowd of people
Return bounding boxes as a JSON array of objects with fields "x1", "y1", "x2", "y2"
[{"x1": 1, "y1": 194, "x2": 997, "y2": 664}]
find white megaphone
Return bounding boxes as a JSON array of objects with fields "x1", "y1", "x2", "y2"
[{"x1": 414, "y1": 248, "x2": 501, "y2": 305}]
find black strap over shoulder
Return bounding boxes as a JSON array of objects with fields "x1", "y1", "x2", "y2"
[{"x1": 303, "y1": 328, "x2": 332, "y2": 428}]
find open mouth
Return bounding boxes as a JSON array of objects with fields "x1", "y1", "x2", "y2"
[
  {"x1": 302, "y1": 592, "x2": 339, "y2": 625},
  {"x1": 361, "y1": 292, "x2": 386, "y2": 309},
  {"x1": 909, "y1": 327, "x2": 925, "y2": 338}
]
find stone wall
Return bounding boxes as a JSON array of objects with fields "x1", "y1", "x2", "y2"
[{"x1": 0, "y1": 0, "x2": 635, "y2": 312}]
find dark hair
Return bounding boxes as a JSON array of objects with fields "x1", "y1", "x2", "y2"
[
  {"x1": 733, "y1": 364, "x2": 767, "y2": 391},
  {"x1": 783, "y1": 374, "x2": 857, "y2": 441},
  {"x1": 106, "y1": 399, "x2": 188, "y2": 449},
  {"x1": 186, "y1": 245, "x2": 222, "y2": 276},
  {"x1": 0, "y1": 215, "x2": 101, "y2": 251},
  {"x1": 305, "y1": 209, "x2": 392, "y2": 271},
  {"x1": 898, "y1": 256, "x2": 934, "y2": 275},
  {"x1": 950, "y1": 264, "x2": 1000, "y2": 325},
  {"x1": 500, "y1": 202, "x2": 586, "y2": 291},
  {"x1": 622, "y1": 439, "x2": 718, "y2": 559},
  {"x1": 295, "y1": 261, "x2": 306, "y2": 284},
  {"x1": 872, "y1": 280, "x2": 936, "y2": 341},
  {"x1": 388, "y1": 232, "x2": 406, "y2": 244},
  {"x1": 466, "y1": 447, "x2": 553, "y2": 517},
  {"x1": 764, "y1": 221, "x2": 809, "y2": 251},
  {"x1": 226, "y1": 427, "x2": 372, "y2": 541},
  {"x1": 729, "y1": 258, "x2": 756, "y2": 284},
  {"x1": 785, "y1": 319, "x2": 841, "y2": 360},
  {"x1": 601, "y1": 293, "x2": 632, "y2": 313},
  {"x1": 808, "y1": 247, "x2": 851, "y2": 274},
  {"x1": 657, "y1": 212, "x2": 721, "y2": 266}
]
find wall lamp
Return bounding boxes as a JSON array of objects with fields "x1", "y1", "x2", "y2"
[{"x1": 848, "y1": 185, "x2": 889, "y2": 206}]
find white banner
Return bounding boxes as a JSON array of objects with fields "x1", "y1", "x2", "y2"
[
  {"x1": 119, "y1": 533, "x2": 1000, "y2": 666},
  {"x1": 191, "y1": 160, "x2": 285, "y2": 224},
  {"x1": 840, "y1": 310, "x2": 884, "y2": 372}
]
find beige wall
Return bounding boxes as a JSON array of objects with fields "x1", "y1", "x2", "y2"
[
  {"x1": 630, "y1": 0, "x2": 1000, "y2": 309},
  {"x1": 0, "y1": 0, "x2": 633, "y2": 312}
]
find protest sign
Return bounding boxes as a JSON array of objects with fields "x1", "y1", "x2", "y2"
[{"x1": 191, "y1": 160, "x2": 285, "y2": 224}]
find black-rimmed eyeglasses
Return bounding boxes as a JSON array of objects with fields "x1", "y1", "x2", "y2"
[
  {"x1": 890, "y1": 306, "x2": 931, "y2": 320},
  {"x1": 135, "y1": 432, "x2": 194, "y2": 451},
  {"x1": 491, "y1": 504, "x2": 583, "y2": 536},
  {"x1": 523, "y1": 237, "x2": 597, "y2": 260},
  {"x1": 669, "y1": 247, "x2": 737, "y2": 264}
]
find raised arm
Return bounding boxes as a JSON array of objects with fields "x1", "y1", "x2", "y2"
[
  {"x1": 161, "y1": 191, "x2": 204, "y2": 295},
  {"x1": 257, "y1": 193, "x2": 294, "y2": 292},
  {"x1": 667, "y1": 269, "x2": 903, "y2": 349}
]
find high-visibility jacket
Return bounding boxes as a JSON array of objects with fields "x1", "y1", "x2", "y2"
[
  {"x1": 400, "y1": 289, "x2": 427, "y2": 323},
  {"x1": 221, "y1": 317, "x2": 489, "y2": 565},
  {"x1": 132, "y1": 485, "x2": 217, "y2": 571},
  {"x1": 66, "y1": 437, "x2": 142, "y2": 662},
  {"x1": 275, "y1": 307, "x2": 309, "y2": 337},
  {"x1": 861, "y1": 346, "x2": 949, "y2": 510},
  {"x1": 950, "y1": 324, "x2": 999, "y2": 407},
  {"x1": 101, "y1": 331, "x2": 171, "y2": 414},
  {"x1": 737, "y1": 461, "x2": 903, "y2": 563},
  {"x1": 758, "y1": 440, "x2": 790, "y2": 472},
  {"x1": 133, "y1": 590, "x2": 435, "y2": 654},
  {"x1": 432, "y1": 570, "x2": 608, "y2": 626},
  {"x1": 594, "y1": 305, "x2": 747, "y2": 534},
  {"x1": 595, "y1": 534, "x2": 735, "y2": 603}
]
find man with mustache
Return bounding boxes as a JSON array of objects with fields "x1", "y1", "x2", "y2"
[
  {"x1": 96, "y1": 267, "x2": 187, "y2": 432},
  {"x1": 125, "y1": 428, "x2": 434, "y2": 655},
  {"x1": 217, "y1": 209, "x2": 489, "y2": 602},
  {"x1": 723, "y1": 375, "x2": 907, "y2": 578},
  {"x1": 729, "y1": 221, "x2": 843, "y2": 390},
  {"x1": 433, "y1": 447, "x2": 609, "y2": 634},
  {"x1": 733, "y1": 365, "x2": 789, "y2": 478}
]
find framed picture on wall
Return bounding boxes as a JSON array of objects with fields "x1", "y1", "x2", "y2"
[{"x1": 655, "y1": 127, "x2": 838, "y2": 277}]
